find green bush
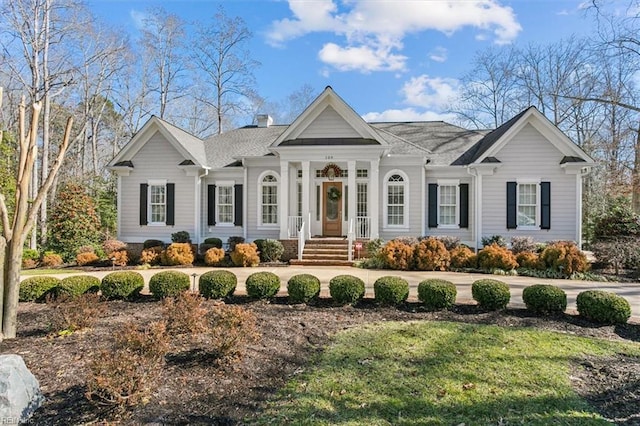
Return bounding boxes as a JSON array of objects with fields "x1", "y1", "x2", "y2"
[
  {"x1": 471, "y1": 279, "x2": 510, "y2": 310},
  {"x1": 22, "y1": 249, "x2": 39, "y2": 262},
  {"x1": 373, "y1": 276, "x2": 409, "y2": 306},
  {"x1": 329, "y1": 275, "x2": 365, "y2": 305},
  {"x1": 576, "y1": 290, "x2": 631, "y2": 325},
  {"x1": 57, "y1": 275, "x2": 101, "y2": 298},
  {"x1": 203, "y1": 237, "x2": 223, "y2": 248},
  {"x1": 149, "y1": 271, "x2": 191, "y2": 299},
  {"x1": 171, "y1": 231, "x2": 191, "y2": 243},
  {"x1": 522, "y1": 284, "x2": 567, "y2": 315},
  {"x1": 100, "y1": 271, "x2": 144, "y2": 300},
  {"x1": 199, "y1": 270, "x2": 237, "y2": 299},
  {"x1": 417, "y1": 279, "x2": 457, "y2": 310},
  {"x1": 287, "y1": 274, "x2": 321, "y2": 304},
  {"x1": 19, "y1": 276, "x2": 61, "y2": 302},
  {"x1": 260, "y1": 239, "x2": 284, "y2": 262},
  {"x1": 143, "y1": 239, "x2": 164, "y2": 249},
  {"x1": 245, "y1": 271, "x2": 281, "y2": 299},
  {"x1": 228, "y1": 236, "x2": 245, "y2": 252}
]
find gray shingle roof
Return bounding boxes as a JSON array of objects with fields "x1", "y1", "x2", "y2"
[
  {"x1": 157, "y1": 118, "x2": 208, "y2": 166},
  {"x1": 203, "y1": 125, "x2": 287, "y2": 169}
]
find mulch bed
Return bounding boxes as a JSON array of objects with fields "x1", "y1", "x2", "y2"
[{"x1": 1, "y1": 297, "x2": 639, "y2": 425}]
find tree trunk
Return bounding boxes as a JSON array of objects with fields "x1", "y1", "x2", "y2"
[
  {"x1": 633, "y1": 123, "x2": 640, "y2": 214},
  {"x1": 2, "y1": 240, "x2": 23, "y2": 340},
  {"x1": 0, "y1": 236, "x2": 5, "y2": 342}
]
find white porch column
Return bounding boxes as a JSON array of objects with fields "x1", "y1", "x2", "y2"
[
  {"x1": 279, "y1": 160, "x2": 290, "y2": 239},
  {"x1": 301, "y1": 161, "x2": 311, "y2": 233},
  {"x1": 347, "y1": 160, "x2": 356, "y2": 234},
  {"x1": 370, "y1": 158, "x2": 380, "y2": 239}
]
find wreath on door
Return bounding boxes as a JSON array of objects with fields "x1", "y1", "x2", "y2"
[{"x1": 327, "y1": 186, "x2": 341, "y2": 201}]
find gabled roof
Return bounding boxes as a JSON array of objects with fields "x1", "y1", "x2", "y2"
[{"x1": 108, "y1": 116, "x2": 207, "y2": 168}]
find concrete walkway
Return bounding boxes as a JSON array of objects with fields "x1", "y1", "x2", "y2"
[{"x1": 24, "y1": 265, "x2": 640, "y2": 321}]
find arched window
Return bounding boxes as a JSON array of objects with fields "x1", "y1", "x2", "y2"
[
  {"x1": 259, "y1": 172, "x2": 279, "y2": 226},
  {"x1": 384, "y1": 171, "x2": 408, "y2": 227}
]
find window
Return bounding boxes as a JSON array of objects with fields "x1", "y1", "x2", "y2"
[
  {"x1": 518, "y1": 183, "x2": 537, "y2": 227},
  {"x1": 297, "y1": 182, "x2": 302, "y2": 217},
  {"x1": 356, "y1": 169, "x2": 368, "y2": 178},
  {"x1": 217, "y1": 185, "x2": 234, "y2": 224},
  {"x1": 260, "y1": 173, "x2": 278, "y2": 225},
  {"x1": 149, "y1": 184, "x2": 166, "y2": 224},
  {"x1": 439, "y1": 183, "x2": 458, "y2": 227},
  {"x1": 385, "y1": 172, "x2": 407, "y2": 227},
  {"x1": 357, "y1": 183, "x2": 368, "y2": 217}
]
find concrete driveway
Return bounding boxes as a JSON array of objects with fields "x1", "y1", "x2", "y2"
[{"x1": 25, "y1": 265, "x2": 640, "y2": 321}]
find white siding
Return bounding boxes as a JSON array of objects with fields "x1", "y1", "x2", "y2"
[
  {"x1": 119, "y1": 131, "x2": 196, "y2": 243},
  {"x1": 201, "y1": 173, "x2": 244, "y2": 243},
  {"x1": 246, "y1": 164, "x2": 280, "y2": 240},
  {"x1": 482, "y1": 123, "x2": 577, "y2": 243},
  {"x1": 298, "y1": 106, "x2": 361, "y2": 139},
  {"x1": 378, "y1": 164, "x2": 423, "y2": 240}
]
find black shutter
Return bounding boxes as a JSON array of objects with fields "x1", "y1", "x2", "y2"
[
  {"x1": 540, "y1": 181, "x2": 551, "y2": 230},
  {"x1": 139, "y1": 184, "x2": 148, "y2": 226},
  {"x1": 207, "y1": 185, "x2": 216, "y2": 226},
  {"x1": 428, "y1": 183, "x2": 438, "y2": 228},
  {"x1": 234, "y1": 184, "x2": 243, "y2": 226},
  {"x1": 506, "y1": 181, "x2": 517, "y2": 229},
  {"x1": 459, "y1": 183, "x2": 469, "y2": 228},
  {"x1": 166, "y1": 183, "x2": 175, "y2": 226}
]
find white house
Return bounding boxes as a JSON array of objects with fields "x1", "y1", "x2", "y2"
[{"x1": 108, "y1": 86, "x2": 594, "y2": 259}]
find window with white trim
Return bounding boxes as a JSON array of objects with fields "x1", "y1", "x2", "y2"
[
  {"x1": 217, "y1": 185, "x2": 234, "y2": 224},
  {"x1": 357, "y1": 183, "x2": 368, "y2": 217},
  {"x1": 438, "y1": 182, "x2": 458, "y2": 227},
  {"x1": 385, "y1": 172, "x2": 407, "y2": 227},
  {"x1": 518, "y1": 183, "x2": 537, "y2": 227},
  {"x1": 149, "y1": 184, "x2": 166, "y2": 224},
  {"x1": 296, "y1": 182, "x2": 302, "y2": 217},
  {"x1": 260, "y1": 174, "x2": 278, "y2": 225}
]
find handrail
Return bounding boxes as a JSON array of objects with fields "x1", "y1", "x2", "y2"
[
  {"x1": 307, "y1": 212, "x2": 312, "y2": 240},
  {"x1": 347, "y1": 218, "x2": 355, "y2": 262},
  {"x1": 298, "y1": 221, "x2": 306, "y2": 260}
]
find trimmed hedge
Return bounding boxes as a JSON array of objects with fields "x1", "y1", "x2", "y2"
[
  {"x1": 329, "y1": 275, "x2": 365, "y2": 305},
  {"x1": 287, "y1": 274, "x2": 321, "y2": 304},
  {"x1": 522, "y1": 284, "x2": 567, "y2": 315},
  {"x1": 576, "y1": 290, "x2": 631, "y2": 325},
  {"x1": 143, "y1": 239, "x2": 164, "y2": 249},
  {"x1": 57, "y1": 275, "x2": 101, "y2": 298},
  {"x1": 199, "y1": 270, "x2": 237, "y2": 299},
  {"x1": 19, "y1": 276, "x2": 61, "y2": 302},
  {"x1": 418, "y1": 279, "x2": 457, "y2": 310},
  {"x1": 373, "y1": 276, "x2": 409, "y2": 305},
  {"x1": 471, "y1": 279, "x2": 510, "y2": 310},
  {"x1": 246, "y1": 271, "x2": 281, "y2": 299},
  {"x1": 100, "y1": 271, "x2": 144, "y2": 300},
  {"x1": 203, "y1": 237, "x2": 223, "y2": 248},
  {"x1": 149, "y1": 271, "x2": 191, "y2": 299}
]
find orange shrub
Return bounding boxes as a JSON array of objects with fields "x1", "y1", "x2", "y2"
[
  {"x1": 41, "y1": 252, "x2": 63, "y2": 267},
  {"x1": 414, "y1": 237, "x2": 450, "y2": 271},
  {"x1": 477, "y1": 243, "x2": 517, "y2": 271},
  {"x1": 140, "y1": 246, "x2": 163, "y2": 265},
  {"x1": 204, "y1": 247, "x2": 226, "y2": 266},
  {"x1": 516, "y1": 251, "x2": 540, "y2": 269},
  {"x1": 230, "y1": 243, "x2": 259, "y2": 267},
  {"x1": 450, "y1": 246, "x2": 477, "y2": 268},
  {"x1": 380, "y1": 240, "x2": 415, "y2": 270},
  {"x1": 161, "y1": 243, "x2": 194, "y2": 266},
  {"x1": 539, "y1": 241, "x2": 589, "y2": 276},
  {"x1": 103, "y1": 239, "x2": 127, "y2": 255},
  {"x1": 109, "y1": 250, "x2": 129, "y2": 267},
  {"x1": 77, "y1": 252, "x2": 100, "y2": 266}
]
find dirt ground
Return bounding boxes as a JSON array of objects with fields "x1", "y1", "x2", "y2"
[{"x1": 1, "y1": 297, "x2": 639, "y2": 425}]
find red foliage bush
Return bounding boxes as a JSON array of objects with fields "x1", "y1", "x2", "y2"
[
  {"x1": 449, "y1": 246, "x2": 477, "y2": 269},
  {"x1": 477, "y1": 243, "x2": 518, "y2": 271},
  {"x1": 380, "y1": 240, "x2": 415, "y2": 270}
]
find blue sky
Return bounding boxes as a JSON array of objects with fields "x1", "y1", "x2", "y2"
[{"x1": 87, "y1": 0, "x2": 595, "y2": 123}]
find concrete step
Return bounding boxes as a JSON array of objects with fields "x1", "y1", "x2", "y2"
[{"x1": 289, "y1": 259, "x2": 354, "y2": 266}]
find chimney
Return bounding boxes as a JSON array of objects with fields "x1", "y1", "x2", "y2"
[{"x1": 256, "y1": 114, "x2": 273, "y2": 128}]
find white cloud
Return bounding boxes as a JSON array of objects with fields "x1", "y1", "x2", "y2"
[
  {"x1": 318, "y1": 43, "x2": 407, "y2": 72},
  {"x1": 401, "y1": 75, "x2": 460, "y2": 109},
  {"x1": 129, "y1": 9, "x2": 148, "y2": 30},
  {"x1": 267, "y1": 0, "x2": 522, "y2": 72},
  {"x1": 429, "y1": 47, "x2": 448, "y2": 63},
  {"x1": 362, "y1": 108, "x2": 456, "y2": 122}
]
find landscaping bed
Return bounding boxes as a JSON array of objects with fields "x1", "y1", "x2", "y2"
[{"x1": 1, "y1": 298, "x2": 639, "y2": 425}]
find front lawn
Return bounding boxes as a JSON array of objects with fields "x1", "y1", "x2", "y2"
[{"x1": 256, "y1": 321, "x2": 640, "y2": 425}]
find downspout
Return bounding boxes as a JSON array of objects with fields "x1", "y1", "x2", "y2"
[
  {"x1": 467, "y1": 166, "x2": 480, "y2": 252},
  {"x1": 243, "y1": 159, "x2": 248, "y2": 240},
  {"x1": 195, "y1": 168, "x2": 209, "y2": 245},
  {"x1": 421, "y1": 159, "x2": 427, "y2": 236}
]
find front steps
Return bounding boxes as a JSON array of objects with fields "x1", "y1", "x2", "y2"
[{"x1": 289, "y1": 238, "x2": 357, "y2": 266}]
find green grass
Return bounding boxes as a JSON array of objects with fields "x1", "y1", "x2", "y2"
[
  {"x1": 254, "y1": 321, "x2": 640, "y2": 425},
  {"x1": 22, "y1": 269, "x2": 82, "y2": 276}
]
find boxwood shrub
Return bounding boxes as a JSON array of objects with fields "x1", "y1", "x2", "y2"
[
  {"x1": 373, "y1": 276, "x2": 409, "y2": 305},
  {"x1": 576, "y1": 290, "x2": 631, "y2": 325},
  {"x1": 417, "y1": 279, "x2": 457, "y2": 310},
  {"x1": 149, "y1": 270, "x2": 191, "y2": 299},
  {"x1": 260, "y1": 239, "x2": 285, "y2": 262},
  {"x1": 287, "y1": 274, "x2": 321, "y2": 304},
  {"x1": 203, "y1": 237, "x2": 223, "y2": 248},
  {"x1": 57, "y1": 275, "x2": 101, "y2": 298},
  {"x1": 471, "y1": 279, "x2": 510, "y2": 310},
  {"x1": 522, "y1": 284, "x2": 567, "y2": 315},
  {"x1": 143, "y1": 239, "x2": 164, "y2": 249},
  {"x1": 329, "y1": 275, "x2": 365, "y2": 305},
  {"x1": 100, "y1": 271, "x2": 144, "y2": 300},
  {"x1": 199, "y1": 270, "x2": 237, "y2": 299},
  {"x1": 246, "y1": 271, "x2": 281, "y2": 299},
  {"x1": 19, "y1": 276, "x2": 61, "y2": 302}
]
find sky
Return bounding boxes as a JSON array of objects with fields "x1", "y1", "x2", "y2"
[{"x1": 86, "y1": 0, "x2": 597, "y2": 124}]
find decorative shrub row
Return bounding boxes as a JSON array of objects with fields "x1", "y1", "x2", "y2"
[
  {"x1": 148, "y1": 271, "x2": 191, "y2": 299},
  {"x1": 19, "y1": 275, "x2": 101, "y2": 302}
]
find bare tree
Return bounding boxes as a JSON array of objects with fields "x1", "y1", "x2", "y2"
[{"x1": 191, "y1": 6, "x2": 259, "y2": 134}]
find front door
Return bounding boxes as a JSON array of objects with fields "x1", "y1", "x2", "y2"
[{"x1": 322, "y1": 182, "x2": 342, "y2": 236}]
